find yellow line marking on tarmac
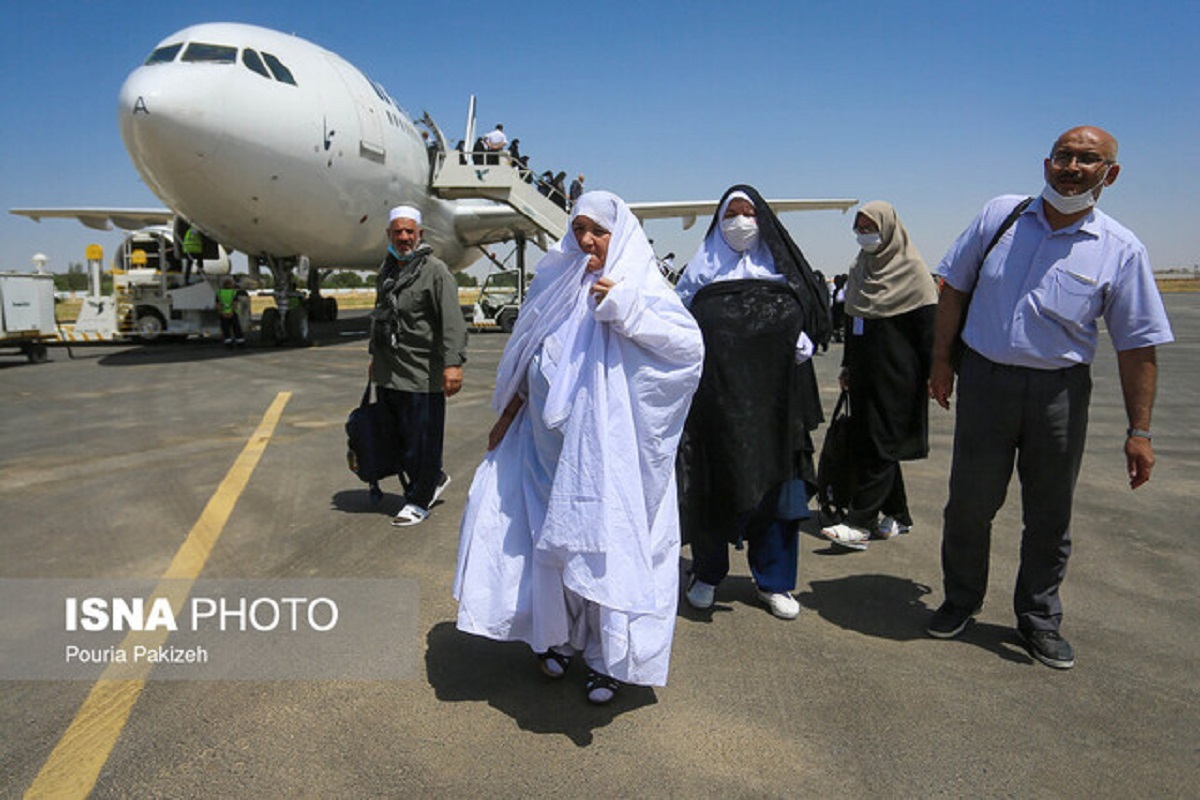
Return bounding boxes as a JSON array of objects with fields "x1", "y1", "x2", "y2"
[{"x1": 25, "y1": 392, "x2": 292, "y2": 800}]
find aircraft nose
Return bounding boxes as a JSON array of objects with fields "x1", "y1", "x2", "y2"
[{"x1": 118, "y1": 65, "x2": 225, "y2": 188}]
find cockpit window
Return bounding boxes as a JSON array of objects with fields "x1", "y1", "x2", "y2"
[
  {"x1": 242, "y1": 49, "x2": 271, "y2": 79},
  {"x1": 261, "y1": 53, "x2": 297, "y2": 86},
  {"x1": 144, "y1": 43, "x2": 182, "y2": 65},
  {"x1": 181, "y1": 43, "x2": 238, "y2": 64}
]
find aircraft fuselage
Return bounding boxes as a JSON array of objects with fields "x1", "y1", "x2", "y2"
[{"x1": 118, "y1": 23, "x2": 467, "y2": 271}]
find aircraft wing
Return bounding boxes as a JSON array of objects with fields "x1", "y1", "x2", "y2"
[
  {"x1": 450, "y1": 197, "x2": 859, "y2": 251},
  {"x1": 10, "y1": 208, "x2": 174, "y2": 232},
  {"x1": 627, "y1": 199, "x2": 858, "y2": 231},
  {"x1": 451, "y1": 202, "x2": 557, "y2": 251}
]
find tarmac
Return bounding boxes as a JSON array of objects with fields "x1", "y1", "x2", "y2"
[{"x1": 1, "y1": 292, "x2": 1196, "y2": 798}]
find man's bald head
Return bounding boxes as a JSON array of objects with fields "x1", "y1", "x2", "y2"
[{"x1": 1052, "y1": 126, "x2": 1118, "y2": 163}]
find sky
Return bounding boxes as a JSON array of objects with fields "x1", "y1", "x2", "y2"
[{"x1": 2, "y1": 1, "x2": 1198, "y2": 278}]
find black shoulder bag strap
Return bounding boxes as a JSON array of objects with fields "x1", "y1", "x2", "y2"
[
  {"x1": 983, "y1": 196, "x2": 1034, "y2": 261},
  {"x1": 954, "y1": 196, "x2": 1033, "y2": 369}
]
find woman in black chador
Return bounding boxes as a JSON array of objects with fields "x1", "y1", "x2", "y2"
[{"x1": 675, "y1": 185, "x2": 830, "y2": 620}]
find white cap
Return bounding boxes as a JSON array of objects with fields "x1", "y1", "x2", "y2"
[{"x1": 389, "y1": 205, "x2": 422, "y2": 224}]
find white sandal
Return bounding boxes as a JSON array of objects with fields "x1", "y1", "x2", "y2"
[
  {"x1": 821, "y1": 523, "x2": 870, "y2": 551},
  {"x1": 391, "y1": 503, "x2": 428, "y2": 527},
  {"x1": 877, "y1": 516, "x2": 911, "y2": 539}
]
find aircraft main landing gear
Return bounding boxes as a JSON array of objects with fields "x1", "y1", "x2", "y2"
[
  {"x1": 285, "y1": 306, "x2": 311, "y2": 347},
  {"x1": 259, "y1": 306, "x2": 283, "y2": 346}
]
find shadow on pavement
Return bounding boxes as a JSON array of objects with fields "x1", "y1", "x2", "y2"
[
  {"x1": 330, "y1": 488, "x2": 402, "y2": 516},
  {"x1": 800, "y1": 574, "x2": 1034, "y2": 664},
  {"x1": 950, "y1": 620, "x2": 1038, "y2": 666},
  {"x1": 425, "y1": 622, "x2": 657, "y2": 747},
  {"x1": 799, "y1": 574, "x2": 933, "y2": 640},
  {"x1": 92, "y1": 315, "x2": 369, "y2": 366}
]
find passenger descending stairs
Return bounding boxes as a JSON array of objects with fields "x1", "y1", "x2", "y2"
[{"x1": 430, "y1": 153, "x2": 568, "y2": 241}]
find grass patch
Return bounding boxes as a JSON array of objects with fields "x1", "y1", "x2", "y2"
[
  {"x1": 52, "y1": 280, "x2": 1198, "y2": 325},
  {"x1": 1158, "y1": 278, "x2": 1200, "y2": 293}
]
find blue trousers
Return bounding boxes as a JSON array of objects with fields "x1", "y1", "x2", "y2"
[
  {"x1": 941, "y1": 349, "x2": 1091, "y2": 632},
  {"x1": 691, "y1": 508, "x2": 801, "y2": 594},
  {"x1": 377, "y1": 387, "x2": 445, "y2": 509}
]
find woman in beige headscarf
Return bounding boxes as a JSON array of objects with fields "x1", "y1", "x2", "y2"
[{"x1": 821, "y1": 201, "x2": 938, "y2": 551}]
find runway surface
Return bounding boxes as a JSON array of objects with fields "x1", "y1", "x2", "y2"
[{"x1": 1, "y1": 293, "x2": 1196, "y2": 797}]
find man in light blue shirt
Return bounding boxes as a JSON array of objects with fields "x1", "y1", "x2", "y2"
[{"x1": 926, "y1": 126, "x2": 1173, "y2": 669}]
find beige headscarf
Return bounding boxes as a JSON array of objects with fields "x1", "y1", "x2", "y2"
[{"x1": 843, "y1": 200, "x2": 937, "y2": 319}]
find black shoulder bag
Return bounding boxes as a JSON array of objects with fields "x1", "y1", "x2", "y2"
[
  {"x1": 816, "y1": 389, "x2": 854, "y2": 524},
  {"x1": 951, "y1": 196, "x2": 1033, "y2": 371}
]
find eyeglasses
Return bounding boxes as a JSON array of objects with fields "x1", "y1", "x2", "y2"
[{"x1": 1050, "y1": 149, "x2": 1112, "y2": 168}]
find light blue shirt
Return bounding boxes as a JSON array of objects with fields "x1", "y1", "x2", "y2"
[{"x1": 938, "y1": 195, "x2": 1173, "y2": 369}]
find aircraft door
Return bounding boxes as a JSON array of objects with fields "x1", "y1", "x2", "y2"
[{"x1": 324, "y1": 55, "x2": 386, "y2": 162}]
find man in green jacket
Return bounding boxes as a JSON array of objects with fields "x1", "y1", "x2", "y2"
[
  {"x1": 183, "y1": 225, "x2": 204, "y2": 283},
  {"x1": 370, "y1": 205, "x2": 468, "y2": 526},
  {"x1": 215, "y1": 276, "x2": 245, "y2": 348}
]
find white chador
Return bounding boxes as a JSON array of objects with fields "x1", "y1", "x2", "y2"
[{"x1": 454, "y1": 192, "x2": 704, "y2": 686}]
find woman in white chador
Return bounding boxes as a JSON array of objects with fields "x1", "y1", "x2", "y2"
[{"x1": 453, "y1": 191, "x2": 704, "y2": 704}]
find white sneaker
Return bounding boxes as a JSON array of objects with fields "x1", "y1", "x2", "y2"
[
  {"x1": 432, "y1": 473, "x2": 452, "y2": 504},
  {"x1": 822, "y1": 523, "x2": 871, "y2": 551},
  {"x1": 391, "y1": 503, "x2": 429, "y2": 527},
  {"x1": 877, "y1": 516, "x2": 911, "y2": 539},
  {"x1": 685, "y1": 577, "x2": 716, "y2": 609},
  {"x1": 757, "y1": 590, "x2": 800, "y2": 620}
]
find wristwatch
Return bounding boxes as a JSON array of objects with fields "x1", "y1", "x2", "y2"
[{"x1": 1126, "y1": 428, "x2": 1152, "y2": 440}]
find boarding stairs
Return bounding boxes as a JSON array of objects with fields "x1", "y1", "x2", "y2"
[
  {"x1": 424, "y1": 98, "x2": 569, "y2": 242},
  {"x1": 115, "y1": 290, "x2": 137, "y2": 337},
  {"x1": 430, "y1": 150, "x2": 568, "y2": 241}
]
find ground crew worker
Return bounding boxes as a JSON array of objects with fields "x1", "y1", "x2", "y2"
[
  {"x1": 183, "y1": 225, "x2": 204, "y2": 283},
  {"x1": 215, "y1": 277, "x2": 245, "y2": 348}
]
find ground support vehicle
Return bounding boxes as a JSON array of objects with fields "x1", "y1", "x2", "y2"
[
  {"x1": 461, "y1": 269, "x2": 527, "y2": 332},
  {"x1": 63, "y1": 226, "x2": 249, "y2": 343},
  {"x1": 0, "y1": 272, "x2": 56, "y2": 363}
]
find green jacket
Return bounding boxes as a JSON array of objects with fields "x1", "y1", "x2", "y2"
[
  {"x1": 216, "y1": 286, "x2": 237, "y2": 316},
  {"x1": 183, "y1": 227, "x2": 204, "y2": 255},
  {"x1": 369, "y1": 246, "x2": 468, "y2": 393}
]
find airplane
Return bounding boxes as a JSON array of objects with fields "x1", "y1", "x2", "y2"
[{"x1": 12, "y1": 22, "x2": 856, "y2": 345}]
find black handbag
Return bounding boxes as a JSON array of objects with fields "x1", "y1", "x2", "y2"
[
  {"x1": 346, "y1": 382, "x2": 399, "y2": 501},
  {"x1": 816, "y1": 389, "x2": 854, "y2": 523}
]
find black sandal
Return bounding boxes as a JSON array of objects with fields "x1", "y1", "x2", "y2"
[
  {"x1": 585, "y1": 670, "x2": 619, "y2": 705},
  {"x1": 536, "y1": 650, "x2": 571, "y2": 679}
]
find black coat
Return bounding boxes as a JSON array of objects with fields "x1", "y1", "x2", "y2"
[{"x1": 843, "y1": 305, "x2": 936, "y2": 461}]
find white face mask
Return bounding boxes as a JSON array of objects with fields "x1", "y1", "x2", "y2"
[
  {"x1": 855, "y1": 232, "x2": 883, "y2": 252},
  {"x1": 1042, "y1": 166, "x2": 1111, "y2": 215},
  {"x1": 720, "y1": 215, "x2": 759, "y2": 252}
]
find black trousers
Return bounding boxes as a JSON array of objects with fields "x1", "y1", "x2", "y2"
[
  {"x1": 941, "y1": 349, "x2": 1091, "y2": 632},
  {"x1": 219, "y1": 314, "x2": 243, "y2": 342},
  {"x1": 377, "y1": 387, "x2": 446, "y2": 509},
  {"x1": 846, "y1": 455, "x2": 910, "y2": 531}
]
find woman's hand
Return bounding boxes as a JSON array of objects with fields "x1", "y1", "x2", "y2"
[
  {"x1": 487, "y1": 416, "x2": 512, "y2": 451},
  {"x1": 488, "y1": 396, "x2": 525, "y2": 451},
  {"x1": 590, "y1": 276, "x2": 617, "y2": 305}
]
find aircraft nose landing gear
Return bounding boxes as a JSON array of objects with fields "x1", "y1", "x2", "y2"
[{"x1": 257, "y1": 255, "x2": 314, "y2": 347}]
